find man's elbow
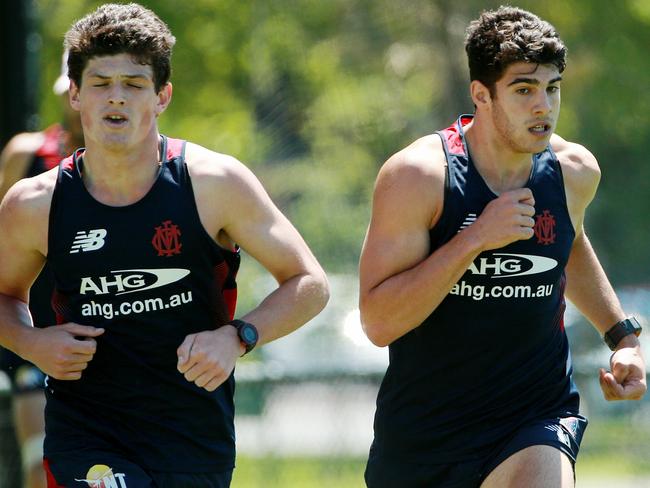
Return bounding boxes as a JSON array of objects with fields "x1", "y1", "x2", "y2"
[
  {"x1": 315, "y1": 272, "x2": 331, "y2": 314},
  {"x1": 360, "y1": 306, "x2": 392, "y2": 347},
  {"x1": 362, "y1": 322, "x2": 392, "y2": 347},
  {"x1": 305, "y1": 269, "x2": 330, "y2": 316}
]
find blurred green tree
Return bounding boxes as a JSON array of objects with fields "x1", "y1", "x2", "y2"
[{"x1": 35, "y1": 0, "x2": 649, "y2": 282}]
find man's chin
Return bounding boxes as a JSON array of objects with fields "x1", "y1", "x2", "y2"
[
  {"x1": 101, "y1": 136, "x2": 131, "y2": 151},
  {"x1": 521, "y1": 134, "x2": 552, "y2": 154}
]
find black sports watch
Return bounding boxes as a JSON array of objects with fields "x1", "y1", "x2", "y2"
[
  {"x1": 603, "y1": 317, "x2": 642, "y2": 351},
  {"x1": 230, "y1": 319, "x2": 259, "y2": 355}
]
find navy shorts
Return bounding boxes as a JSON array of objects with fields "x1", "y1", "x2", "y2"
[
  {"x1": 365, "y1": 414, "x2": 588, "y2": 488},
  {"x1": 0, "y1": 347, "x2": 46, "y2": 394},
  {"x1": 44, "y1": 453, "x2": 233, "y2": 488}
]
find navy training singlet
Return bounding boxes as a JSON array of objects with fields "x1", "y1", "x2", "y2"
[
  {"x1": 370, "y1": 115, "x2": 580, "y2": 464},
  {"x1": 44, "y1": 136, "x2": 240, "y2": 473}
]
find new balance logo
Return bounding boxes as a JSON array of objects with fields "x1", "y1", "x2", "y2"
[
  {"x1": 458, "y1": 213, "x2": 477, "y2": 232},
  {"x1": 70, "y1": 229, "x2": 107, "y2": 254}
]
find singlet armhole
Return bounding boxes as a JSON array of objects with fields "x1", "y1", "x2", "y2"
[
  {"x1": 544, "y1": 145, "x2": 577, "y2": 236},
  {"x1": 431, "y1": 132, "x2": 451, "y2": 232},
  {"x1": 172, "y1": 144, "x2": 240, "y2": 258},
  {"x1": 46, "y1": 156, "x2": 74, "y2": 259},
  {"x1": 546, "y1": 145, "x2": 571, "y2": 211}
]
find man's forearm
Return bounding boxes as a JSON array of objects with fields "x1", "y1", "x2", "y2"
[
  {"x1": 565, "y1": 231, "x2": 625, "y2": 334},
  {"x1": 0, "y1": 293, "x2": 34, "y2": 357},
  {"x1": 360, "y1": 229, "x2": 482, "y2": 346},
  {"x1": 240, "y1": 270, "x2": 329, "y2": 345}
]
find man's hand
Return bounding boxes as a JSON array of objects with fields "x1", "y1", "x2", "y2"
[
  {"x1": 468, "y1": 188, "x2": 536, "y2": 251},
  {"x1": 23, "y1": 323, "x2": 104, "y2": 380},
  {"x1": 177, "y1": 326, "x2": 245, "y2": 392},
  {"x1": 599, "y1": 336, "x2": 647, "y2": 401}
]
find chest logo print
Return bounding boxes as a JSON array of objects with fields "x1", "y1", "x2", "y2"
[
  {"x1": 533, "y1": 210, "x2": 556, "y2": 245},
  {"x1": 70, "y1": 229, "x2": 107, "y2": 254},
  {"x1": 152, "y1": 220, "x2": 182, "y2": 257}
]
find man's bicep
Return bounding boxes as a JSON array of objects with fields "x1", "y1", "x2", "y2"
[
  {"x1": 224, "y1": 176, "x2": 319, "y2": 283},
  {"x1": 360, "y1": 207, "x2": 431, "y2": 296},
  {"x1": 242, "y1": 211, "x2": 319, "y2": 284},
  {"x1": 0, "y1": 189, "x2": 46, "y2": 300},
  {"x1": 360, "y1": 142, "x2": 444, "y2": 290},
  {"x1": 359, "y1": 170, "x2": 435, "y2": 295}
]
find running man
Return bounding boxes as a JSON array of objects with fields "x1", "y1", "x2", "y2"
[
  {"x1": 360, "y1": 6, "x2": 645, "y2": 487},
  {"x1": 0, "y1": 4, "x2": 329, "y2": 487}
]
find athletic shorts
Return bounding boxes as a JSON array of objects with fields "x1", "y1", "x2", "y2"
[
  {"x1": 0, "y1": 347, "x2": 46, "y2": 394},
  {"x1": 44, "y1": 453, "x2": 233, "y2": 488},
  {"x1": 365, "y1": 414, "x2": 588, "y2": 488}
]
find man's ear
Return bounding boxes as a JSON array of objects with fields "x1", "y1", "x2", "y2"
[
  {"x1": 155, "y1": 82, "x2": 173, "y2": 117},
  {"x1": 69, "y1": 80, "x2": 81, "y2": 111},
  {"x1": 470, "y1": 80, "x2": 492, "y2": 107}
]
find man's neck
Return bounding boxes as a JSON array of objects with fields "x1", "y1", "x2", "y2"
[
  {"x1": 463, "y1": 117, "x2": 533, "y2": 195},
  {"x1": 80, "y1": 133, "x2": 162, "y2": 206}
]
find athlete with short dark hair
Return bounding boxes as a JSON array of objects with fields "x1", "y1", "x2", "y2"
[
  {"x1": 360, "y1": 6, "x2": 645, "y2": 487},
  {"x1": 0, "y1": 49, "x2": 83, "y2": 488},
  {"x1": 0, "y1": 4, "x2": 329, "y2": 487}
]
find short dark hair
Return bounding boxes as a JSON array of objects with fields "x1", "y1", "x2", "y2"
[
  {"x1": 64, "y1": 3, "x2": 176, "y2": 92},
  {"x1": 464, "y1": 6, "x2": 567, "y2": 94}
]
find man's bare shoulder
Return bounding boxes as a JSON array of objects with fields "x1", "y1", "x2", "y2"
[
  {"x1": 181, "y1": 142, "x2": 277, "y2": 245},
  {"x1": 0, "y1": 168, "x2": 57, "y2": 217},
  {"x1": 551, "y1": 134, "x2": 600, "y2": 180},
  {"x1": 0, "y1": 168, "x2": 56, "y2": 259},
  {"x1": 183, "y1": 141, "x2": 267, "y2": 213},
  {"x1": 551, "y1": 134, "x2": 600, "y2": 198},
  {"x1": 372, "y1": 134, "x2": 446, "y2": 227},
  {"x1": 183, "y1": 141, "x2": 251, "y2": 182},
  {"x1": 378, "y1": 133, "x2": 446, "y2": 186}
]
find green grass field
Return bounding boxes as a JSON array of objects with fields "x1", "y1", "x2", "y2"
[
  {"x1": 232, "y1": 456, "x2": 365, "y2": 488},
  {"x1": 231, "y1": 418, "x2": 650, "y2": 488}
]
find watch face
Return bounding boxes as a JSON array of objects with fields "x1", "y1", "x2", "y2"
[{"x1": 241, "y1": 324, "x2": 258, "y2": 345}]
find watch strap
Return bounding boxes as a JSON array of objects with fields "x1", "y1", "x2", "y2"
[{"x1": 604, "y1": 317, "x2": 642, "y2": 351}]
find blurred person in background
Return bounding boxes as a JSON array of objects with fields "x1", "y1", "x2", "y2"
[
  {"x1": 0, "y1": 50, "x2": 83, "y2": 488},
  {"x1": 0, "y1": 3, "x2": 328, "y2": 487},
  {"x1": 359, "y1": 6, "x2": 645, "y2": 488}
]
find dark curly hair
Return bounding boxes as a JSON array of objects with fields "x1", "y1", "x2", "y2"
[
  {"x1": 465, "y1": 6, "x2": 566, "y2": 95},
  {"x1": 64, "y1": 3, "x2": 176, "y2": 93}
]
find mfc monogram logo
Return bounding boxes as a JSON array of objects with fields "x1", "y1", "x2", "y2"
[
  {"x1": 152, "y1": 220, "x2": 182, "y2": 257},
  {"x1": 533, "y1": 210, "x2": 556, "y2": 245}
]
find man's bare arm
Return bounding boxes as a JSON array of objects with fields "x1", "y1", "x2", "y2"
[
  {"x1": 359, "y1": 136, "x2": 537, "y2": 346},
  {"x1": 0, "y1": 174, "x2": 103, "y2": 380},
  {"x1": 177, "y1": 144, "x2": 329, "y2": 391},
  {"x1": 557, "y1": 135, "x2": 646, "y2": 401},
  {"x1": 188, "y1": 144, "x2": 329, "y2": 341}
]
